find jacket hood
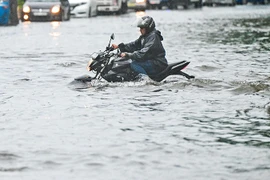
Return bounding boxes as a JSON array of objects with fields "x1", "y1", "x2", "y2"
[
  {"x1": 141, "y1": 29, "x2": 163, "y2": 41},
  {"x1": 155, "y1": 30, "x2": 163, "y2": 41}
]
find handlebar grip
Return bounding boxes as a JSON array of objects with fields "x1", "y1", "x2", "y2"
[{"x1": 106, "y1": 46, "x2": 114, "y2": 51}]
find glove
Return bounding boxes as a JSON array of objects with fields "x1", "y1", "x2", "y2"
[
  {"x1": 120, "y1": 52, "x2": 132, "y2": 58},
  {"x1": 125, "y1": 53, "x2": 132, "y2": 58}
]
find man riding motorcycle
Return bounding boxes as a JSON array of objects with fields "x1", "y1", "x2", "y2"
[{"x1": 112, "y1": 16, "x2": 168, "y2": 76}]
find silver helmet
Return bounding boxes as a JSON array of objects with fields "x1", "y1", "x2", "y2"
[{"x1": 136, "y1": 16, "x2": 155, "y2": 31}]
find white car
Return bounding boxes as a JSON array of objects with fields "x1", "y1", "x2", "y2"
[
  {"x1": 128, "y1": 0, "x2": 147, "y2": 11},
  {"x1": 69, "y1": 0, "x2": 98, "y2": 18}
]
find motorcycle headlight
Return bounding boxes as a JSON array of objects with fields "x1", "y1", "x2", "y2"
[
  {"x1": 87, "y1": 58, "x2": 94, "y2": 71},
  {"x1": 23, "y1": 5, "x2": 31, "y2": 13},
  {"x1": 51, "y1": 5, "x2": 60, "y2": 14}
]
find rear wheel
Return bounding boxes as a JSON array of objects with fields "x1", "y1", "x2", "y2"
[
  {"x1": 168, "y1": 0, "x2": 177, "y2": 9},
  {"x1": 88, "y1": 7, "x2": 91, "y2": 18},
  {"x1": 194, "y1": 0, "x2": 202, "y2": 8},
  {"x1": 67, "y1": 8, "x2": 70, "y2": 20},
  {"x1": 119, "y1": 2, "x2": 127, "y2": 14},
  {"x1": 9, "y1": 0, "x2": 19, "y2": 25}
]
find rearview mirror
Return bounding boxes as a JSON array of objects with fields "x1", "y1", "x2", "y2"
[{"x1": 111, "y1": 33, "x2": 115, "y2": 40}]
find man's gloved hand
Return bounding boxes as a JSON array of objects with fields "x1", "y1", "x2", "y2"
[{"x1": 120, "y1": 52, "x2": 132, "y2": 58}]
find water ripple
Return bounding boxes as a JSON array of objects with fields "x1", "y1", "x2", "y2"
[
  {"x1": 0, "y1": 152, "x2": 19, "y2": 161},
  {"x1": 1, "y1": 6, "x2": 270, "y2": 180},
  {"x1": 0, "y1": 167, "x2": 28, "y2": 172}
]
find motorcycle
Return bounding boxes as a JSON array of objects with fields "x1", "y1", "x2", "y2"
[{"x1": 75, "y1": 33, "x2": 195, "y2": 83}]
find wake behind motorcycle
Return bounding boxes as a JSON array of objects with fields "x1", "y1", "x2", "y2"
[{"x1": 75, "y1": 33, "x2": 195, "y2": 83}]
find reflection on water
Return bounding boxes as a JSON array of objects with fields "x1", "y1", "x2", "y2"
[
  {"x1": 135, "y1": 11, "x2": 146, "y2": 17},
  {"x1": 50, "y1": 21, "x2": 61, "y2": 37},
  {"x1": 51, "y1": 21, "x2": 61, "y2": 29}
]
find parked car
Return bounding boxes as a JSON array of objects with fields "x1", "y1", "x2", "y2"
[
  {"x1": 21, "y1": 0, "x2": 70, "y2": 22},
  {"x1": 147, "y1": 0, "x2": 161, "y2": 9},
  {"x1": 235, "y1": 0, "x2": 246, "y2": 4},
  {"x1": 203, "y1": 0, "x2": 235, "y2": 6},
  {"x1": 127, "y1": 0, "x2": 147, "y2": 11},
  {"x1": 247, "y1": 0, "x2": 267, "y2": 4},
  {"x1": 0, "y1": 0, "x2": 19, "y2": 25},
  {"x1": 69, "y1": 0, "x2": 98, "y2": 18},
  {"x1": 96, "y1": 0, "x2": 128, "y2": 15},
  {"x1": 147, "y1": 0, "x2": 202, "y2": 10}
]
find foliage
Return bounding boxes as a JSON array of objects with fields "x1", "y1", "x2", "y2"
[{"x1": 18, "y1": 0, "x2": 24, "y2": 7}]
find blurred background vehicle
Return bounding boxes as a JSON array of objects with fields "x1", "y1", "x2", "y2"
[
  {"x1": 203, "y1": 0, "x2": 236, "y2": 6},
  {"x1": 234, "y1": 0, "x2": 246, "y2": 4},
  {"x1": 69, "y1": 0, "x2": 98, "y2": 18},
  {"x1": 202, "y1": 0, "x2": 268, "y2": 4},
  {"x1": 96, "y1": 0, "x2": 128, "y2": 14},
  {"x1": 147, "y1": 0, "x2": 161, "y2": 9},
  {"x1": 147, "y1": 0, "x2": 202, "y2": 10},
  {"x1": 21, "y1": 0, "x2": 70, "y2": 22},
  {"x1": 246, "y1": 0, "x2": 268, "y2": 4},
  {"x1": 127, "y1": 0, "x2": 147, "y2": 11},
  {"x1": 0, "y1": 0, "x2": 19, "y2": 25}
]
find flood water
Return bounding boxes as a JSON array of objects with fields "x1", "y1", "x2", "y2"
[{"x1": 1, "y1": 5, "x2": 270, "y2": 180}]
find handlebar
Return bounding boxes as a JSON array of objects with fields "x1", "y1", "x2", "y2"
[
  {"x1": 106, "y1": 46, "x2": 114, "y2": 51},
  {"x1": 105, "y1": 46, "x2": 122, "y2": 57}
]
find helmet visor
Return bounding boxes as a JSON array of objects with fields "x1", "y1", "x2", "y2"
[{"x1": 136, "y1": 16, "x2": 146, "y2": 28}]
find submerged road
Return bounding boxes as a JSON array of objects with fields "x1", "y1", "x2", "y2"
[{"x1": 0, "y1": 5, "x2": 270, "y2": 180}]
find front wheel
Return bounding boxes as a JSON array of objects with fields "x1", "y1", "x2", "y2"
[{"x1": 59, "y1": 10, "x2": 64, "y2": 21}]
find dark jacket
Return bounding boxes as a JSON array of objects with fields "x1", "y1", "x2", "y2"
[{"x1": 118, "y1": 29, "x2": 168, "y2": 66}]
